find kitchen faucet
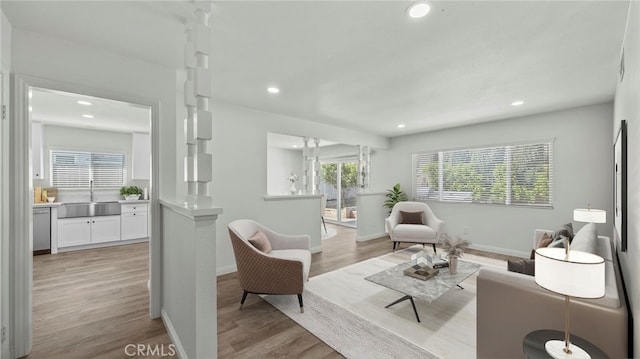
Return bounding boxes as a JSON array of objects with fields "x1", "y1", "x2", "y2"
[{"x1": 90, "y1": 180, "x2": 94, "y2": 202}]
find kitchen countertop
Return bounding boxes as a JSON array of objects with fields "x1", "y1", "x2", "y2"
[
  {"x1": 33, "y1": 203, "x2": 62, "y2": 208},
  {"x1": 118, "y1": 199, "x2": 150, "y2": 204},
  {"x1": 33, "y1": 200, "x2": 150, "y2": 208}
]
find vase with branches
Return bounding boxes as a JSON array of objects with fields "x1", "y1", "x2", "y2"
[
  {"x1": 288, "y1": 172, "x2": 299, "y2": 194},
  {"x1": 441, "y1": 234, "x2": 471, "y2": 274}
]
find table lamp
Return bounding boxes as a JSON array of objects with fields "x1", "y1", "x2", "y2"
[
  {"x1": 573, "y1": 208, "x2": 606, "y2": 224},
  {"x1": 535, "y1": 246, "x2": 605, "y2": 358}
]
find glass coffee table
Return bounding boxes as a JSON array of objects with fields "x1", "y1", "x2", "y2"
[{"x1": 365, "y1": 260, "x2": 481, "y2": 322}]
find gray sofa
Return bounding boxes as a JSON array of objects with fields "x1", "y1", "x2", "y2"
[{"x1": 477, "y1": 229, "x2": 628, "y2": 359}]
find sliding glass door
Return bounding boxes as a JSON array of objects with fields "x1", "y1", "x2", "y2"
[{"x1": 320, "y1": 161, "x2": 358, "y2": 226}]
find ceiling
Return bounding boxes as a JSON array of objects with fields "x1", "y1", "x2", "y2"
[
  {"x1": 2, "y1": 1, "x2": 629, "y2": 137},
  {"x1": 30, "y1": 88, "x2": 151, "y2": 133}
]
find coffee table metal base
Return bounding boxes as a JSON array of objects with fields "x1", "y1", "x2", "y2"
[
  {"x1": 385, "y1": 295, "x2": 421, "y2": 322},
  {"x1": 384, "y1": 284, "x2": 465, "y2": 322}
]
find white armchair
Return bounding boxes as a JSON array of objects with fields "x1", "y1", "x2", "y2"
[{"x1": 385, "y1": 201, "x2": 445, "y2": 251}]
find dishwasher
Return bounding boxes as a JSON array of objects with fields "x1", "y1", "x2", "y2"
[{"x1": 33, "y1": 207, "x2": 51, "y2": 255}]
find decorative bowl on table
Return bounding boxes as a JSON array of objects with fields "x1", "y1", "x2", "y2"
[
  {"x1": 125, "y1": 194, "x2": 141, "y2": 200},
  {"x1": 47, "y1": 197, "x2": 55, "y2": 203}
]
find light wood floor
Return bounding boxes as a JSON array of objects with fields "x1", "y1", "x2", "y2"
[
  {"x1": 29, "y1": 243, "x2": 174, "y2": 359},
  {"x1": 219, "y1": 223, "x2": 520, "y2": 358},
  {"x1": 30, "y1": 224, "x2": 519, "y2": 358}
]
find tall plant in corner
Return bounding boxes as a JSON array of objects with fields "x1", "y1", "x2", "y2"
[{"x1": 384, "y1": 183, "x2": 408, "y2": 214}]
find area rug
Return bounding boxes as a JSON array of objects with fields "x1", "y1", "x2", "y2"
[
  {"x1": 321, "y1": 227, "x2": 337, "y2": 240},
  {"x1": 264, "y1": 246, "x2": 506, "y2": 359}
]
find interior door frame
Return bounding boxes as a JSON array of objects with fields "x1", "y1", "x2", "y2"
[{"x1": 9, "y1": 74, "x2": 161, "y2": 357}]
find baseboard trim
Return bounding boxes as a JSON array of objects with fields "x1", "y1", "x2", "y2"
[
  {"x1": 310, "y1": 245, "x2": 322, "y2": 253},
  {"x1": 217, "y1": 264, "x2": 237, "y2": 276},
  {"x1": 470, "y1": 243, "x2": 529, "y2": 258},
  {"x1": 161, "y1": 309, "x2": 188, "y2": 359},
  {"x1": 356, "y1": 232, "x2": 387, "y2": 242},
  {"x1": 56, "y1": 237, "x2": 148, "y2": 252}
]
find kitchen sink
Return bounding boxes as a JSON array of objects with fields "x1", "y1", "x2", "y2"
[{"x1": 57, "y1": 202, "x2": 121, "y2": 218}]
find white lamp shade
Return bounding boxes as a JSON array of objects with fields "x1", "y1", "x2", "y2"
[
  {"x1": 535, "y1": 247, "x2": 605, "y2": 298},
  {"x1": 573, "y1": 208, "x2": 606, "y2": 223}
]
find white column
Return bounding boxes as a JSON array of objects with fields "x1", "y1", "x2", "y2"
[
  {"x1": 357, "y1": 145, "x2": 363, "y2": 190},
  {"x1": 364, "y1": 145, "x2": 371, "y2": 191},
  {"x1": 302, "y1": 137, "x2": 309, "y2": 194},
  {"x1": 314, "y1": 138, "x2": 321, "y2": 194},
  {"x1": 183, "y1": 4, "x2": 213, "y2": 207},
  {"x1": 438, "y1": 152, "x2": 444, "y2": 201},
  {"x1": 505, "y1": 146, "x2": 512, "y2": 205}
]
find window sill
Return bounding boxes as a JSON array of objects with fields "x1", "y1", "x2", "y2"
[{"x1": 264, "y1": 194, "x2": 322, "y2": 201}]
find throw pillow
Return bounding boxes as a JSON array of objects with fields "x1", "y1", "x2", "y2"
[
  {"x1": 530, "y1": 232, "x2": 554, "y2": 259},
  {"x1": 552, "y1": 223, "x2": 574, "y2": 242},
  {"x1": 507, "y1": 259, "x2": 536, "y2": 276},
  {"x1": 400, "y1": 211, "x2": 424, "y2": 225},
  {"x1": 248, "y1": 230, "x2": 272, "y2": 254},
  {"x1": 570, "y1": 222, "x2": 598, "y2": 254},
  {"x1": 537, "y1": 232, "x2": 553, "y2": 248}
]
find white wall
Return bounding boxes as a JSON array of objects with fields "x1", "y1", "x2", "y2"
[
  {"x1": 161, "y1": 204, "x2": 219, "y2": 359},
  {"x1": 373, "y1": 103, "x2": 614, "y2": 257},
  {"x1": 356, "y1": 192, "x2": 388, "y2": 241},
  {"x1": 10, "y1": 28, "x2": 176, "y2": 199},
  {"x1": 210, "y1": 101, "x2": 389, "y2": 274},
  {"x1": 267, "y1": 146, "x2": 303, "y2": 195},
  {"x1": 318, "y1": 144, "x2": 360, "y2": 159},
  {"x1": 10, "y1": 24, "x2": 178, "y2": 356},
  {"x1": 34, "y1": 124, "x2": 153, "y2": 201},
  {"x1": 0, "y1": 8, "x2": 10, "y2": 359},
  {"x1": 614, "y1": 1, "x2": 639, "y2": 356}
]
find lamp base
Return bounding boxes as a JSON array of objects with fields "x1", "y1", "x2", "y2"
[{"x1": 545, "y1": 340, "x2": 591, "y2": 359}]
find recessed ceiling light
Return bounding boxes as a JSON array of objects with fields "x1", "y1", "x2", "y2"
[
  {"x1": 29, "y1": 106, "x2": 33, "y2": 112},
  {"x1": 28, "y1": 90, "x2": 33, "y2": 99},
  {"x1": 292, "y1": 144, "x2": 298, "y2": 148},
  {"x1": 82, "y1": 114, "x2": 94, "y2": 119},
  {"x1": 267, "y1": 87, "x2": 280, "y2": 94},
  {"x1": 512, "y1": 101, "x2": 524, "y2": 106},
  {"x1": 397, "y1": 124, "x2": 406, "y2": 128},
  {"x1": 77, "y1": 100, "x2": 93, "y2": 106},
  {"x1": 407, "y1": 2, "x2": 431, "y2": 19}
]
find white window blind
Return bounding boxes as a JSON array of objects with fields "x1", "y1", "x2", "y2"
[
  {"x1": 50, "y1": 150, "x2": 126, "y2": 188},
  {"x1": 413, "y1": 141, "x2": 553, "y2": 207}
]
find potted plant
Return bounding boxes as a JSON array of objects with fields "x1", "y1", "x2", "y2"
[
  {"x1": 120, "y1": 185, "x2": 143, "y2": 200},
  {"x1": 383, "y1": 183, "x2": 408, "y2": 214},
  {"x1": 441, "y1": 234, "x2": 471, "y2": 274}
]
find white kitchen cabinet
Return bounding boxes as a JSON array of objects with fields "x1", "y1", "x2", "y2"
[
  {"x1": 57, "y1": 217, "x2": 91, "y2": 247},
  {"x1": 32, "y1": 121, "x2": 44, "y2": 179},
  {"x1": 57, "y1": 215, "x2": 121, "y2": 248},
  {"x1": 90, "y1": 216, "x2": 121, "y2": 243},
  {"x1": 121, "y1": 203, "x2": 148, "y2": 240}
]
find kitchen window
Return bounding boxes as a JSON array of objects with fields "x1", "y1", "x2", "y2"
[
  {"x1": 412, "y1": 140, "x2": 554, "y2": 207},
  {"x1": 50, "y1": 150, "x2": 126, "y2": 188}
]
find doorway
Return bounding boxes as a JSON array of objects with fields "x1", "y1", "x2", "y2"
[
  {"x1": 29, "y1": 85, "x2": 154, "y2": 350},
  {"x1": 320, "y1": 161, "x2": 358, "y2": 227},
  {"x1": 10, "y1": 75, "x2": 160, "y2": 358}
]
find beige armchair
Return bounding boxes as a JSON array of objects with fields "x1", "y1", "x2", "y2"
[
  {"x1": 228, "y1": 219, "x2": 311, "y2": 313},
  {"x1": 385, "y1": 201, "x2": 444, "y2": 251}
]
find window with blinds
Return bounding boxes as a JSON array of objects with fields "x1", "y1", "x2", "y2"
[
  {"x1": 413, "y1": 140, "x2": 553, "y2": 207},
  {"x1": 50, "y1": 150, "x2": 126, "y2": 188}
]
